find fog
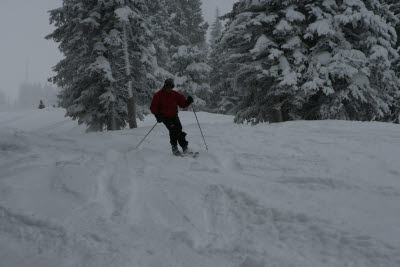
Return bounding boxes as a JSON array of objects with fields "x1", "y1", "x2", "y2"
[
  {"x1": 0, "y1": 0, "x2": 62, "y2": 102},
  {"x1": 0, "y1": 0, "x2": 237, "y2": 104},
  {"x1": 202, "y1": 0, "x2": 238, "y2": 26}
]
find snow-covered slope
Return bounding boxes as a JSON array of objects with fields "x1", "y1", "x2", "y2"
[{"x1": 1, "y1": 108, "x2": 399, "y2": 267}]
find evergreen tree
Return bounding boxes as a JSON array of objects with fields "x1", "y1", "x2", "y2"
[
  {"x1": 108, "y1": 2, "x2": 158, "y2": 128},
  {"x1": 384, "y1": 0, "x2": 400, "y2": 123},
  {"x1": 210, "y1": 7, "x2": 223, "y2": 44},
  {"x1": 218, "y1": 1, "x2": 309, "y2": 123},
  {"x1": 178, "y1": 0, "x2": 209, "y2": 45},
  {"x1": 47, "y1": 0, "x2": 156, "y2": 131},
  {"x1": 208, "y1": 7, "x2": 236, "y2": 113},
  {"x1": 303, "y1": 0, "x2": 399, "y2": 121},
  {"x1": 148, "y1": 0, "x2": 179, "y2": 82},
  {"x1": 217, "y1": 0, "x2": 400, "y2": 124},
  {"x1": 385, "y1": 0, "x2": 400, "y2": 48},
  {"x1": 170, "y1": 45, "x2": 211, "y2": 108},
  {"x1": 156, "y1": 0, "x2": 210, "y2": 106}
]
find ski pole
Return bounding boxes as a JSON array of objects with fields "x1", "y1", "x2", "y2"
[
  {"x1": 192, "y1": 106, "x2": 208, "y2": 151},
  {"x1": 135, "y1": 123, "x2": 158, "y2": 149}
]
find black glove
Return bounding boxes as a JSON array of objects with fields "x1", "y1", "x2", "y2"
[
  {"x1": 185, "y1": 96, "x2": 194, "y2": 106},
  {"x1": 155, "y1": 113, "x2": 164, "y2": 123}
]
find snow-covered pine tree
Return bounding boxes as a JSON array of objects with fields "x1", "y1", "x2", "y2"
[
  {"x1": 302, "y1": 0, "x2": 400, "y2": 121},
  {"x1": 384, "y1": 0, "x2": 400, "y2": 48},
  {"x1": 384, "y1": 0, "x2": 400, "y2": 123},
  {"x1": 209, "y1": 2, "x2": 242, "y2": 115},
  {"x1": 210, "y1": 7, "x2": 223, "y2": 44},
  {"x1": 109, "y1": 1, "x2": 158, "y2": 128},
  {"x1": 167, "y1": 0, "x2": 211, "y2": 107},
  {"x1": 47, "y1": 0, "x2": 121, "y2": 131},
  {"x1": 145, "y1": 0, "x2": 211, "y2": 106},
  {"x1": 180, "y1": 0, "x2": 209, "y2": 45},
  {"x1": 218, "y1": 0, "x2": 309, "y2": 123},
  {"x1": 218, "y1": 0, "x2": 400, "y2": 124},
  {"x1": 47, "y1": 0, "x2": 156, "y2": 131},
  {"x1": 208, "y1": 7, "x2": 239, "y2": 114},
  {"x1": 170, "y1": 45, "x2": 211, "y2": 107},
  {"x1": 208, "y1": 7, "x2": 229, "y2": 113},
  {"x1": 147, "y1": 0, "x2": 178, "y2": 84}
]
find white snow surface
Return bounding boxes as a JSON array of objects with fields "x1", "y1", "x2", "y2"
[{"x1": 1, "y1": 108, "x2": 400, "y2": 267}]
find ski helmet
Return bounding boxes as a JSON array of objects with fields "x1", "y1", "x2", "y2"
[{"x1": 164, "y1": 78, "x2": 175, "y2": 87}]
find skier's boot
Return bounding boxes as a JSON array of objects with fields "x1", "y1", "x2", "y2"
[
  {"x1": 172, "y1": 145, "x2": 182, "y2": 156},
  {"x1": 182, "y1": 145, "x2": 191, "y2": 155}
]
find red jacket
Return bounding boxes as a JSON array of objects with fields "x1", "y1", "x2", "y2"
[{"x1": 150, "y1": 87, "x2": 189, "y2": 118}]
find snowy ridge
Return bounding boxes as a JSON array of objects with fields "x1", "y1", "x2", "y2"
[{"x1": 0, "y1": 108, "x2": 400, "y2": 267}]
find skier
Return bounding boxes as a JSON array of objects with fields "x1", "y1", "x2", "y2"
[
  {"x1": 150, "y1": 78, "x2": 194, "y2": 156},
  {"x1": 38, "y1": 100, "x2": 45, "y2": 109}
]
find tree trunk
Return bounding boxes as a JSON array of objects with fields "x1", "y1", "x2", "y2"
[
  {"x1": 123, "y1": 24, "x2": 137, "y2": 128},
  {"x1": 106, "y1": 114, "x2": 113, "y2": 131},
  {"x1": 106, "y1": 103, "x2": 121, "y2": 131},
  {"x1": 127, "y1": 96, "x2": 137, "y2": 128},
  {"x1": 87, "y1": 122, "x2": 103, "y2": 132},
  {"x1": 270, "y1": 108, "x2": 282, "y2": 123}
]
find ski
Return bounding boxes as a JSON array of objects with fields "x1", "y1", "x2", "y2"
[
  {"x1": 182, "y1": 151, "x2": 199, "y2": 158},
  {"x1": 172, "y1": 151, "x2": 199, "y2": 158}
]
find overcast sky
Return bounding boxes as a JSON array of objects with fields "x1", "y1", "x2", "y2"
[{"x1": 0, "y1": 0, "x2": 237, "y2": 100}]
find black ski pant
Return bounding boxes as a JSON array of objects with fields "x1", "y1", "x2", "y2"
[{"x1": 163, "y1": 115, "x2": 188, "y2": 148}]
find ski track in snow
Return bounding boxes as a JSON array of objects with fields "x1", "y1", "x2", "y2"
[{"x1": 0, "y1": 108, "x2": 400, "y2": 267}]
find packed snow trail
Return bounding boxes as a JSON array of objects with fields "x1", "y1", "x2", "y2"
[{"x1": 0, "y1": 108, "x2": 399, "y2": 267}]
